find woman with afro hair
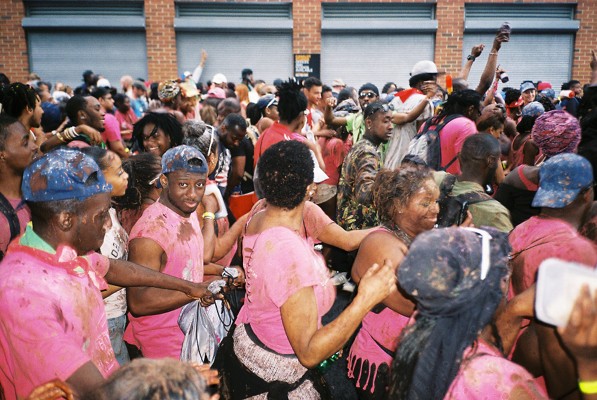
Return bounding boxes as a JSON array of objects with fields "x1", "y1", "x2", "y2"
[{"x1": 218, "y1": 140, "x2": 396, "y2": 399}]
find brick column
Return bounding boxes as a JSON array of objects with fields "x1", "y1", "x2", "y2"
[
  {"x1": 145, "y1": 0, "x2": 178, "y2": 82},
  {"x1": 293, "y1": 0, "x2": 321, "y2": 54},
  {"x1": 573, "y1": 0, "x2": 596, "y2": 83},
  {"x1": 0, "y1": 0, "x2": 29, "y2": 83},
  {"x1": 434, "y1": 0, "x2": 466, "y2": 76}
]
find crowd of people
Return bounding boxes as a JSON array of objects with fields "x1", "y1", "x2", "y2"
[{"x1": 1, "y1": 28, "x2": 597, "y2": 400}]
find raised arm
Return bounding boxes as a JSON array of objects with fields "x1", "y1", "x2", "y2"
[
  {"x1": 459, "y1": 44, "x2": 485, "y2": 81},
  {"x1": 324, "y1": 96, "x2": 348, "y2": 127},
  {"x1": 391, "y1": 82, "x2": 435, "y2": 125},
  {"x1": 475, "y1": 30, "x2": 509, "y2": 95}
]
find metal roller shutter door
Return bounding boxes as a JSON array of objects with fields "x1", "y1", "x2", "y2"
[
  {"x1": 321, "y1": 33, "x2": 435, "y2": 91},
  {"x1": 175, "y1": 2, "x2": 293, "y2": 85},
  {"x1": 462, "y1": 33, "x2": 573, "y2": 91},
  {"x1": 321, "y1": 3, "x2": 436, "y2": 91},
  {"x1": 176, "y1": 32, "x2": 293, "y2": 85},
  {"x1": 28, "y1": 31, "x2": 148, "y2": 88},
  {"x1": 463, "y1": 4, "x2": 577, "y2": 91}
]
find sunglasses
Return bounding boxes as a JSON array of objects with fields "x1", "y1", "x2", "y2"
[
  {"x1": 463, "y1": 227, "x2": 492, "y2": 280},
  {"x1": 359, "y1": 92, "x2": 377, "y2": 99},
  {"x1": 364, "y1": 103, "x2": 394, "y2": 118}
]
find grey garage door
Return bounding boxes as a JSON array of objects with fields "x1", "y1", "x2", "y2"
[
  {"x1": 175, "y1": 2, "x2": 293, "y2": 85},
  {"x1": 462, "y1": 33, "x2": 574, "y2": 91},
  {"x1": 28, "y1": 31, "x2": 148, "y2": 89},
  {"x1": 176, "y1": 32, "x2": 292, "y2": 85},
  {"x1": 321, "y1": 3, "x2": 437, "y2": 91},
  {"x1": 321, "y1": 33, "x2": 435, "y2": 91},
  {"x1": 24, "y1": 1, "x2": 147, "y2": 88},
  {"x1": 463, "y1": 4, "x2": 578, "y2": 91}
]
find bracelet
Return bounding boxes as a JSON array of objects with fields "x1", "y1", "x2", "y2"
[
  {"x1": 55, "y1": 131, "x2": 66, "y2": 143},
  {"x1": 62, "y1": 126, "x2": 80, "y2": 141},
  {"x1": 202, "y1": 212, "x2": 215, "y2": 220},
  {"x1": 489, "y1": 52, "x2": 498, "y2": 56},
  {"x1": 579, "y1": 380, "x2": 597, "y2": 394}
]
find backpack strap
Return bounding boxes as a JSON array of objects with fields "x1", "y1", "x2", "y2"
[
  {"x1": 439, "y1": 174, "x2": 458, "y2": 199},
  {"x1": 0, "y1": 193, "x2": 20, "y2": 260},
  {"x1": 455, "y1": 190, "x2": 493, "y2": 205},
  {"x1": 0, "y1": 193, "x2": 20, "y2": 241}
]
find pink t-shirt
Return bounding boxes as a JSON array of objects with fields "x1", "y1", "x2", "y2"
[
  {"x1": 0, "y1": 232, "x2": 117, "y2": 400},
  {"x1": 446, "y1": 340, "x2": 547, "y2": 399},
  {"x1": 509, "y1": 216, "x2": 597, "y2": 295},
  {"x1": 318, "y1": 136, "x2": 346, "y2": 185},
  {"x1": 250, "y1": 200, "x2": 334, "y2": 243},
  {"x1": 236, "y1": 226, "x2": 336, "y2": 354},
  {"x1": 102, "y1": 113, "x2": 123, "y2": 144},
  {"x1": 0, "y1": 197, "x2": 30, "y2": 255},
  {"x1": 125, "y1": 201, "x2": 204, "y2": 358},
  {"x1": 439, "y1": 117, "x2": 477, "y2": 174}
]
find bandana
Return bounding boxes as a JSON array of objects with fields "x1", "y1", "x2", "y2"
[
  {"x1": 531, "y1": 109, "x2": 581, "y2": 157},
  {"x1": 397, "y1": 227, "x2": 510, "y2": 400},
  {"x1": 158, "y1": 80, "x2": 181, "y2": 102}
]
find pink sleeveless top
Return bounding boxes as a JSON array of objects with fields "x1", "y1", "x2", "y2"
[
  {"x1": 124, "y1": 201, "x2": 204, "y2": 358},
  {"x1": 348, "y1": 226, "x2": 411, "y2": 394}
]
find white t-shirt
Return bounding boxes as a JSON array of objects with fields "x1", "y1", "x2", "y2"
[
  {"x1": 384, "y1": 93, "x2": 433, "y2": 170},
  {"x1": 101, "y1": 208, "x2": 129, "y2": 319}
]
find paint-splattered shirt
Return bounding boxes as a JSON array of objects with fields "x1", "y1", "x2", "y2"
[
  {"x1": 236, "y1": 226, "x2": 335, "y2": 354},
  {"x1": 337, "y1": 137, "x2": 382, "y2": 231},
  {"x1": 0, "y1": 226, "x2": 117, "y2": 400},
  {"x1": 446, "y1": 339, "x2": 547, "y2": 399},
  {"x1": 124, "y1": 200, "x2": 204, "y2": 358}
]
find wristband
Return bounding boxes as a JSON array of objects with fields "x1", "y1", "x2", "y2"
[
  {"x1": 202, "y1": 212, "x2": 215, "y2": 220},
  {"x1": 467, "y1": 55, "x2": 476, "y2": 61},
  {"x1": 579, "y1": 380, "x2": 597, "y2": 394}
]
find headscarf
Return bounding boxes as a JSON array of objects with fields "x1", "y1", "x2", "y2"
[
  {"x1": 158, "y1": 80, "x2": 181, "y2": 103},
  {"x1": 531, "y1": 109, "x2": 581, "y2": 157},
  {"x1": 391, "y1": 227, "x2": 510, "y2": 400}
]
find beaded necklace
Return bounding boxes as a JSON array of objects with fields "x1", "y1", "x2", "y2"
[{"x1": 383, "y1": 221, "x2": 413, "y2": 247}]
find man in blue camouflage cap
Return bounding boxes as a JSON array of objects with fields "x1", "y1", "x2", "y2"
[
  {"x1": 0, "y1": 148, "x2": 214, "y2": 399},
  {"x1": 509, "y1": 153, "x2": 597, "y2": 399}
]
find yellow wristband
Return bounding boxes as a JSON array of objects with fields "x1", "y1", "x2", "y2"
[
  {"x1": 202, "y1": 212, "x2": 215, "y2": 220},
  {"x1": 579, "y1": 380, "x2": 597, "y2": 394}
]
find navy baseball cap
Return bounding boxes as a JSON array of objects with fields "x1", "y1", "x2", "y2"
[
  {"x1": 532, "y1": 153, "x2": 593, "y2": 208},
  {"x1": 23, "y1": 148, "x2": 112, "y2": 202},
  {"x1": 161, "y1": 145, "x2": 208, "y2": 175}
]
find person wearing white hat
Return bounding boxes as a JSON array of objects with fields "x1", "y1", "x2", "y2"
[
  {"x1": 384, "y1": 60, "x2": 438, "y2": 170},
  {"x1": 211, "y1": 73, "x2": 228, "y2": 90}
]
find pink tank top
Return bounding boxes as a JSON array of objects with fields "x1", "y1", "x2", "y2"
[{"x1": 124, "y1": 201, "x2": 204, "y2": 358}]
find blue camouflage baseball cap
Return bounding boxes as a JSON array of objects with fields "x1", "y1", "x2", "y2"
[
  {"x1": 161, "y1": 145, "x2": 208, "y2": 175},
  {"x1": 532, "y1": 153, "x2": 593, "y2": 208},
  {"x1": 22, "y1": 148, "x2": 112, "y2": 202}
]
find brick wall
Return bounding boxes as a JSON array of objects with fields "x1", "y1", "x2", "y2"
[
  {"x1": 2, "y1": 0, "x2": 596, "y2": 85},
  {"x1": 0, "y1": 0, "x2": 29, "y2": 83},
  {"x1": 435, "y1": 0, "x2": 466, "y2": 75},
  {"x1": 573, "y1": 0, "x2": 596, "y2": 83},
  {"x1": 145, "y1": 0, "x2": 178, "y2": 82},
  {"x1": 293, "y1": 0, "x2": 321, "y2": 54}
]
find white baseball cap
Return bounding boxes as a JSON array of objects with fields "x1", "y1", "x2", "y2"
[
  {"x1": 212, "y1": 73, "x2": 228, "y2": 85},
  {"x1": 410, "y1": 60, "x2": 438, "y2": 76}
]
